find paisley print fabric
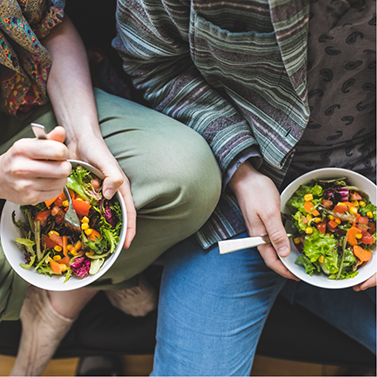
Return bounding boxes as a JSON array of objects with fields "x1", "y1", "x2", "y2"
[
  {"x1": 0, "y1": 0, "x2": 65, "y2": 118},
  {"x1": 286, "y1": 0, "x2": 376, "y2": 184}
]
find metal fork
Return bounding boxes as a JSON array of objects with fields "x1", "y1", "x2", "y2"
[{"x1": 30, "y1": 123, "x2": 81, "y2": 232}]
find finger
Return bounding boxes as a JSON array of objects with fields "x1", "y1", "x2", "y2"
[
  {"x1": 13, "y1": 185, "x2": 67, "y2": 206},
  {"x1": 33, "y1": 177, "x2": 68, "y2": 191},
  {"x1": 99, "y1": 164, "x2": 124, "y2": 200},
  {"x1": 47, "y1": 126, "x2": 66, "y2": 143},
  {"x1": 118, "y1": 179, "x2": 136, "y2": 249},
  {"x1": 353, "y1": 274, "x2": 376, "y2": 292},
  {"x1": 13, "y1": 138, "x2": 69, "y2": 161},
  {"x1": 261, "y1": 210, "x2": 290, "y2": 258},
  {"x1": 11, "y1": 159, "x2": 72, "y2": 179},
  {"x1": 258, "y1": 243, "x2": 300, "y2": 281}
]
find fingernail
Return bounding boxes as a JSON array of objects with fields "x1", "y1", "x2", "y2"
[
  {"x1": 278, "y1": 246, "x2": 289, "y2": 256},
  {"x1": 104, "y1": 189, "x2": 115, "y2": 199}
]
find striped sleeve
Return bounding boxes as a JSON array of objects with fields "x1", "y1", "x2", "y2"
[{"x1": 113, "y1": 0, "x2": 260, "y2": 177}]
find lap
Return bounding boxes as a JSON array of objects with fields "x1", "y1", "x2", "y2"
[
  {"x1": 153, "y1": 232, "x2": 285, "y2": 376},
  {"x1": 0, "y1": 88, "x2": 221, "y2": 305}
]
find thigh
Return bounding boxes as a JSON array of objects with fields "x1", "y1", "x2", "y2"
[
  {"x1": 91, "y1": 89, "x2": 222, "y2": 287},
  {"x1": 0, "y1": 89, "x2": 221, "y2": 289},
  {"x1": 0, "y1": 242, "x2": 28, "y2": 321},
  {"x1": 152, "y1": 232, "x2": 286, "y2": 376},
  {"x1": 282, "y1": 281, "x2": 376, "y2": 353}
]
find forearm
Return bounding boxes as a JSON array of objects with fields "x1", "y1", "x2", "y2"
[{"x1": 42, "y1": 15, "x2": 101, "y2": 144}]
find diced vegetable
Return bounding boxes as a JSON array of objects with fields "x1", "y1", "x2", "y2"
[
  {"x1": 287, "y1": 176, "x2": 375, "y2": 281},
  {"x1": 13, "y1": 165, "x2": 122, "y2": 283},
  {"x1": 34, "y1": 210, "x2": 51, "y2": 228},
  {"x1": 72, "y1": 199, "x2": 91, "y2": 217},
  {"x1": 353, "y1": 245, "x2": 372, "y2": 263}
]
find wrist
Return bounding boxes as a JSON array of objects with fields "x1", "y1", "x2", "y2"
[{"x1": 228, "y1": 160, "x2": 260, "y2": 193}]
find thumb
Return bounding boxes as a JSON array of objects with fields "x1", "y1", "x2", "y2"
[
  {"x1": 270, "y1": 230, "x2": 290, "y2": 257},
  {"x1": 47, "y1": 126, "x2": 66, "y2": 143},
  {"x1": 102, "y1": 171, "x2": 124, "y2": 200}
]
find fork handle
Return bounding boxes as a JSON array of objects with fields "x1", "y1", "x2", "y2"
[{"x1": 31, "y1": 123, "x2": 48, "y2": 140}]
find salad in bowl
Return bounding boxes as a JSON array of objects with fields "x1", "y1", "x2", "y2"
[
  {"x1": 280, "y1": 168, "x2": 376, "y2": 289},
  {"x1": 1, "y1": 160, "x2": 127, "y2": 291}
]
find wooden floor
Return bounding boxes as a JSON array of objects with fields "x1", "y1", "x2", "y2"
[{"x1": 0, "y1": 354, "x2": 347, "y2": 376}]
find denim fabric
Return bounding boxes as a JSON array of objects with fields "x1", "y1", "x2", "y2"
[
  {"x1": 152, "y1": 232, "x2": 285, "y2": 376},
  {"x1": 153, "y1": 232, "x2": 376, "y2": 375}
]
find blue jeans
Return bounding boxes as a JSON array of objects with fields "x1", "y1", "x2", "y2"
[{"x1": 152, "y1": 232, "x2": 376, "y2": 376}]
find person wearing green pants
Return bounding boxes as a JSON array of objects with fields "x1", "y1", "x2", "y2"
[{"x1": 0, "y1": 4, "x2": 221, "y2": 375}]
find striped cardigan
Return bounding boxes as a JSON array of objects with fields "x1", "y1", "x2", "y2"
[{"x1": 113, "y1": 0, "x2": 311, "y2": 248}]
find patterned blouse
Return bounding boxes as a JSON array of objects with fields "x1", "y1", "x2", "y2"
[
  {"x1": 0, "y1": 0, "x2": 65, "y2": 119},
  {"x1": 284, "y1": 0, "x2": 376, "y2": 187}
]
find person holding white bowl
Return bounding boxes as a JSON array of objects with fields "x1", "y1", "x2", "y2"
[
  {"x1": 113, "y1": 0, "x2": 376, "y2": 374},
  {"x1": 0, "y1": 1, "x2": 221, "y2": 376}
]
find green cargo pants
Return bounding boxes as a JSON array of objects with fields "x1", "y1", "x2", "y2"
[{"x1": 0, "y1": 88, "x2": 221, "y2": 320}]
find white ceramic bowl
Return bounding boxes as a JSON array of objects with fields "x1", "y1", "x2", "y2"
[
  {"x1": 0, "y1": 160, "x2": 127, "y2": 291},
  {"x1": 280, "y1": 168, "x2": 376, "y2": 289}
]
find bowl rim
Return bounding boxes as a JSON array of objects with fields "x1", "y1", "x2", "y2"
[
  {"x1": 279, "y1": 167, "x2": 376, "y2": 289},
  {"x1": 0, "y1": 159, "x2": 127, "y2": 291}
]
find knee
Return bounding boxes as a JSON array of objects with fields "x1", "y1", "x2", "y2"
[{"x1": 133, "y1": 127, "x2": 221, "y2": 234}]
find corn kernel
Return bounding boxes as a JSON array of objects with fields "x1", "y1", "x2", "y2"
[
  {"x1": 294, "y1": 237, "x2": 301, "y2": 244},
  {"x1": 54, "y1": 245, "x2": 62, "y2": 252},
  {"x1": 75, "y1": 197, "x2": 83, "y2": 201},
  {"x1": 359, "y1": 201, "x2": 366, "y2": 207},
  {"x1": 60, "y1": 265, "x2": 68, "y2": 272},
  {"x1": 62, "y1": 200, "x2": 69, "y2": 207},
  {"x1": 81, "y1": 216, "x2": 90, "y2": 224},
  {"x1": 81, "y1": 223, "x2": 89, "y2": 230},
  {"x1": 304, "y1": 194, "x2": 313, "y2": 202},
  {"x1": 53, "y1": 255, "x2": 61, "y2": 261},
  {"x1": 352, "y1": 201, "x2": 359, "y2": 207},
  {"x1": 335, "y1": 218, "x2": 341, "y2": 224},
  {"x1": 318, "y1": 255, "x2": 325, "y2": 263},
  {"x1": 48, "y1": 230, "x2": 59, "y2": 237},
  {"x1": 305, "y1": 227, "x2": 313, "y2": 234},
  {"x1": 367, "y1": 211, "x2": 373, "y2": 218},
  {"x1": 86, "y1": 251, "x2": 95, "y2": 256},
  {"x1": 328, "y1": 215, "x2": 335, "y2": 220},
  {"x1": 355, "y1": 233, "x2": 363, "y2": 239},
  {"x1": 84, "y1": 228, "x2": 93, "y2": 235},
  {"x1": 314, "y1": 218, "x2": 322, "y2": 223},
  {"x1": 350, "y1": 207, "x2": 358, "y2": 214},
  {"x1": 306, "y1": 214, "x2": 313, "y2": 221},
  {"x1": 71, "y1": 250, "x2": 78, "y2": 256}
]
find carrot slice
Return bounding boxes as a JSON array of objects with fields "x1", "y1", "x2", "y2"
[
  {"x1": 62, "y1": 236, "x2": 70, "y2": 260},
  {"x1": 45, "y1": 192, "x2": 64, "y2": 209},
  {"x1": 303, "y1": 201, "x2": 319, "y2": 216},
  {"x1": 49, "y1": 258, "x2": 63, "y2": 274},
  {"x1": 88, "y1": 230, "x2": 101, "y2": 242},
  {"x1": 353, "y1": 245, "x2": 372, "y2": 263},
  {"x1": 347, "y1": 226, "x2": 362, "y2": 246}
]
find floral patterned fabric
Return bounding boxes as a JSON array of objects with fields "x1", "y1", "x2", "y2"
[{"x1": 0, "y1": 0, "x2": 65, "y2": 118}]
